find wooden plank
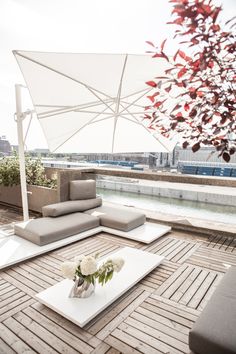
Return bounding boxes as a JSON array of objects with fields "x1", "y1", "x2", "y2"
[
  {"x1": 0, "y1": 337, "x2": 16, "y2": 354},
  {"x1": 105, "y1": 332, "x2": 142, "y2": 354},
  {"x1": 2, "y1": 269, "x2": 43, "y2": 293},
  {"x1": 198, "y1": 273, "x2": 223, "y2": 311},
  {"x1": 22, "y1": 306, "x2": 94, "y2": 354},
  {"x1": 31, "y1": 301, "x2": 100, "y2": 348},
  {"x1": 174, "y1": 243, "x2": 201, "y2": 264},
  {"x1": 4, "y1": 316, "x2": 56, "y2": 354},
  {"x1": 105, "y1": 348, "x2": 121, "y2": 354},
  {"x1": 12, "y1": 311, "x2": 80, "y2": 354},
  {"x1": 149, "y1": 294, "x2": 200, "y2": 318},
  {"x1": 124, "y1": 316, "x2": 189, "y2": 353},
  {"x1": 170, "y1": 267, "x2": 201, "y2": 303},
  {"x1": 10, "y1": 267, "x2": 52, "y2": 290},
  {"x1": 179, "y1": 269, "x2": 209, "y2": 308},
  {"x1": 0, "y1": 288, "x2": 20, "y2": 301},
  {"x1": 18, "y1": 263, "x2": 58, "y2": 286},
  {"x1": 0, "y1": 322, "x2": 36, "y2": 354},
  {"x1": 155, "y1": 264, "x2": 189, "y2": 296},
  {"x1": 90, "y1": 342, "x2": 110, "y2": 354},
  {"x1": 89, "y1": 288, "x2": 149, "y2": 340},
  {"x1": 179, "y1": 271, "x2": 217, "y2": 309},
  {"x1": 0, "y1": 284, "x2": 16, "y2": 297},
  {"x1": 131, "y1": 310, "x2": 188, "y2": 343},
  {"x1": 0, "y1": 291, "x2": 26, "y2": 311},
  {"x1": 0, "y1": 298, "x2": 35, "y2": 322},
  {"x1": 119, "y1": 321, "x2": 181, "y2": 354},
  {"x1": 139, "y1": 301, "x2": 193, "y2": 331}
]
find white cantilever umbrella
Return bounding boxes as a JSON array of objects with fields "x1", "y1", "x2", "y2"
[
  {"x1": 14, "y1": 51, "x2": 177, "y2": 220},
  {"x1": 14, "y1": 51, "x2": 175, "y2": 154}
]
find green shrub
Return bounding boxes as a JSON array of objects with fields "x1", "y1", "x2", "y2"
[{"x1": 0, "y1": 154, "x2": 57, "y2": 188}]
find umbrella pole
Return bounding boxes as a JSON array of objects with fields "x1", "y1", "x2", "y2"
[{"x1": 15, "y1": 84, "x2": 29, "y2": 222}]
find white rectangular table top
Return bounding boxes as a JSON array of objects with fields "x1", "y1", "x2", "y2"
[{"x1": 36, "y1": 247, "x2": 164, "y2": 327}]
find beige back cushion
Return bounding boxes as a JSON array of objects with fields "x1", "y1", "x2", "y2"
[{"x1": 70, "y1": 179, "x2": 96, "y2": 200}]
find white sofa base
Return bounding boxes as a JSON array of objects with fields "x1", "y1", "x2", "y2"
[{"x1": 0, "y1": 222, "x2": 171, "y2": 270}]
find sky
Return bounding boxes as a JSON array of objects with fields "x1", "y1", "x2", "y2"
[{"x1": 0, "y1": 0, "x2": 235, "y2": 150}]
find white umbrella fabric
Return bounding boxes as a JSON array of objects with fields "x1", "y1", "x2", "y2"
[{"x1": 14, "y1": 51, "x2": 175, "y2": 154}]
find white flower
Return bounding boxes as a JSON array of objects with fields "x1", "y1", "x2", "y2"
[
  {"x1": 74, "y1": 254, "x2": 85, "y2": 266},
  {"x1": 112, "y1": 257, "x2": 125, "y2": 272},
  {"x1": 80, "y1": 256, "x2": 97, "y2": 276},
  {"x1": 61, "y1": 261, "x2": 77, "y2": 279}
]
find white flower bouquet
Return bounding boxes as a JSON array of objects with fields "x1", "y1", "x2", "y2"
[{"x1": 61, "y1": 253, "x2": 125, "y2": 297}]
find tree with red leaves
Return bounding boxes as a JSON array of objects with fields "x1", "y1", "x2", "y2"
[{"x1": 146, "y1": 0, "x2": 236, "y2": 162}]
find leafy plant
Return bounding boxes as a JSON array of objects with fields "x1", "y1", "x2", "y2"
[
  {"x1": 146, "y1": 0, "x2": 236, "y2": 161},
  {"x1": 0, "y1": 153, "x2": 57, "y2": 188}
]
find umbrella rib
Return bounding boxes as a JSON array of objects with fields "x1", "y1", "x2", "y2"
[
  {"x1": 119, "y1": 107, "x2": 170, "y2": 152},
  {"x1": 87, "y1": 115, "x2": 116, "y2": 125},
  {"x1": 119, "y1": 87, "x2": 152, "y2": 116},
  {"x1": 51, "y1": 103, "x2": 115, "y2": 153},
  {"x1": 37, "y1": 98, "x2": 115, "y2": 119},
  {"x1": 38, "y1": 100, "x2": 113, "y2": 119},
  {"x1": 14, "y1": 51, "x2": 116, "y2": 114},
  {"x1": 111, "y1": 54, "x2": 128, "y2": 153}
]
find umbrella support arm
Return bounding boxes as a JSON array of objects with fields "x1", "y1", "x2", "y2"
[{"x1": 15, "y1": 84, "x2": 29, "y2": 222}]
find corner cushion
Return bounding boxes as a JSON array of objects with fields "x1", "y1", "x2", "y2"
[
  {"x1": 42, "y1": 197, "x2": 102, "y2": 217},
  {"x1": 84, "y1": 205, "x2": 146, "y2": 232},
  {"x1": 70, "y1": 179, "x2": 96, "y2": 200}
]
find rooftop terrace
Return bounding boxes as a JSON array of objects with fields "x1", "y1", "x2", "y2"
[{"x1": 0, "y1": 204, "x2": 235, "y2": 353}]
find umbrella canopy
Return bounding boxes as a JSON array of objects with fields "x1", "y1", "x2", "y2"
[{"x1": 14, "y1": 51, "x2": 175, "y2": 153}]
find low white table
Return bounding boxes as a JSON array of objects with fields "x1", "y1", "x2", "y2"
[{"x1": 36, "y1": 247, "x2": 164, "y2": 327}]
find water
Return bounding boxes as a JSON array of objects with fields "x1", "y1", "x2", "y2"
[{"x1": 97, "y1": 188, "x2": 236, "y2": 225}]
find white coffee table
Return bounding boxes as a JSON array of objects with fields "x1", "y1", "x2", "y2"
[{"x1": 36, "y1": 247, "x2": 164, "y2": 327}]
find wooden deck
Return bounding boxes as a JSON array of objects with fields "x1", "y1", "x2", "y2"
[{"x1": 0, "y1": 226, "x2": 235, "y2": 353}]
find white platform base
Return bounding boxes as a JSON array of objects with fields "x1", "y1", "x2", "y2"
[
  {"x1": 103, "y1": 223, "x2": 171, "y2": 243},
  {"x1": 36, "y1": 247, "x2": 164, "y2": 327},
  {"x1": 0, "y1": 222, "x2": 171, "y2": 270}
]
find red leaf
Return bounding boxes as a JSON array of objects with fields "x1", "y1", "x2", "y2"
[
  {"x1": 146, "y1": 81, "x2": 157, "y2": 88},
  {"x1": 173, "y1": 50, "x2": 179, "y2": 61},
  {"x1": 208, "y1": 60, "x2": 214, "y2": 68},
  {"x1": 148, "y1": 125, "x2": 156, "y2": 131},
  {"x1": 183, "y1": 141, "x2": 189, "y2": 149},
  {"x1": 196, "y1": 91, "x2": 204, "y2": 97},
  {"x1": 146, "y1": 41, "x2": 155, "y2": 47},
  {"x1": 147, "y1": 92, "x2": 159, "y2": 103},
  {"x1": 155, "y1": 76, "x2": 169, "y2": 79},
  {"x1": 165, "y1": 85, "x2": 172, "y2": 93},
  {"x1": 154, "y1": 101, "x2": 163, "y2": 109},
  {"x1": 177, "y1": 67, "x2": 187, "y2": 78},
  {"x1": 184, "y1": 103, "x2": 190, "y2": 111},
  {"x1": 192, "y1": 142, "x2": 201, "y2": 153},
  {"x1": 223, "y1": 152, "x2": 230, "y2": 162},
  {"x1": 161, "y1": 39, "x2": 167, "y2": 51},
  {"x1": 178, "y1": 50, "x2": 191, "y2": 61}
]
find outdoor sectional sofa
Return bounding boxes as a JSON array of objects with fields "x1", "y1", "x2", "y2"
[{"x1": 15, "y1": 179, "x2": 171, "y2": 246}]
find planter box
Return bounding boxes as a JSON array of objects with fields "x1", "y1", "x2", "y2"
[{"x1": 0, "y1": 185, "x2": 58, "y2": 213}]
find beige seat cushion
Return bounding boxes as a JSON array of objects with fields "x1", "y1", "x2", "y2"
[
  {"x1": 14, "y1": 213, "x2": 99, "y2": 246},
  {"x1": 42, "y1": 197, "x2": 102, "y2": 217},
  {"x1": 84, "y1": 205, "x2": 146, "y2": 232}
]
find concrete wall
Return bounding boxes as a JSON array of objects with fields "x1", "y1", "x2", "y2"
[
  {"x1": 45, "y1": 166, "x2": 236, "y2": 187},
  {"x1": 27, "y1": 185, "x2": 58, "y2": 212},
  {"x1": 0, "y1": 185, "x2": 58, "y2": 213}
]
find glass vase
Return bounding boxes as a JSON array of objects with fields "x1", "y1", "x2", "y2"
[{"x1": 69, "y1": 277, "x2": 95, "y2": 298}]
